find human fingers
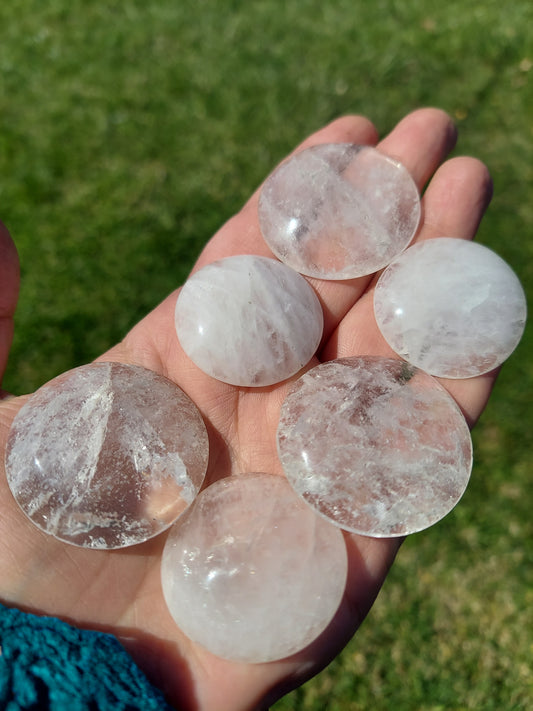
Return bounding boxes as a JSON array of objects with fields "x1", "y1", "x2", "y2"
[
  {"x1": 406, "y1": 155, "x2": 496, "y2": 425},
  {"x1": 419, "y1": 155, "x2": 493, "y2": 241},
  {"x1": 0, "y1": 220, "x2": 19, "y2": 397},
  {"x1": 308, "y1": 108, "x2": 458, "y2": 338},
  {"x1": 269, "y1": 154, "x2": 495, "y2": 705},
  {"x1": 377, "y1": 107, "x2": 457, "y2": 187},
  {"x1": 114, "y1": 109, "x2": 457, "y2": 379},
  {"x1": 101, "y1": 111, "x2": 462, "y2": 434},
  {"x1": 193, "y1": 113, "x2": 379, "y2": 270},
  {"x1": 99, "y1": 115, "x2": 381, "y2": 382},
  {"x1": 194, "y1": 109, "x2": 458, "y2": 345}
]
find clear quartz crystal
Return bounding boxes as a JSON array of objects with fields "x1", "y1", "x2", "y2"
[
  {"x1": 277, "y1": 356, "x2": 473, "y2": 537},
  {"x1": 374, "y1": 238, "x2": 527, "y2": 378},
  {"x1": 161, "y1": 472, "x2": 348, "y2": 663},
  {"x1": 5, "y1": 362, "x2": 209, "y2": 548},
  {"x1": 175, "y1": 255, "x2": 323, "y2": 386},
  {"x1": 258, "y1": 143, "x2": 421, "y2": 279}
]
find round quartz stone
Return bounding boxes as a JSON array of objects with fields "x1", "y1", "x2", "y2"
[
  {"x1": 258, "y1": 143, "x2": 421, "y2": 280},
  {"x1": 5, "y1": 362, "x2": 209, "y2": 549},
  {"x1": 161, "y1": 472, "x2": 347, "y2": 663},
  {"x1": 277, "y1": 356, "x2": 473, "y2": 537},
  {"x1": 175, "y1": 255, "x2": 323, "y2": 387},
  {"x1": 374, "y1": 238, "x2": 527, "y2": 378}
]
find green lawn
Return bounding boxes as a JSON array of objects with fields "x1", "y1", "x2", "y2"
[{"x1": 1, "y1": 1, "x2": 531, "y2": 709}]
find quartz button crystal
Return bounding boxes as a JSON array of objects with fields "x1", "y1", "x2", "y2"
[
  {"x1": 277, "y1": 356, "x2": 473, "y2": 537},
  {"x1": 175, "y1": 255, "x2": 323, "y2": 386},
  {"x1": 5, "y1": 362, "x2": 209, "y2": 549},
  {"x1": 374, "y1": 238, "x2": 527, "y2": 378},
  {"x1": 258, "y1": 143, "x2": 421, "y2": 280},
  {"x1": 161, "y1": 472, "x2": 347, "y2": 663}
]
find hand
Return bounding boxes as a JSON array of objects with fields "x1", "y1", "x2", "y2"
[{"x1": 0, "y1": 108, "x2": 495, "y2": 711}]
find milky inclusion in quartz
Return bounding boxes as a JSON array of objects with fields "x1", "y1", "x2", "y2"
[
  {"x1": 374, "y1": 238, "x2": 527, "y2": 378},
  {"x1": 5, "y1": 362, "x2": 209, "y2": 549},
  {"x1": 161, "y1": 472, "x2": 347, "y2": 663},
  {"x1": 258, "y1": 143, "x2": 421, "y2": 280},
  {"x1": 175, "y1": 255, "x2": 323, "y2": 387},
  {"x1": 277, "y1": 357, "x2": 473, "y2": 537}
]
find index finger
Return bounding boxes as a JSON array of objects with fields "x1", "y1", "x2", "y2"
[{"x1": 193, "y1": 113, "x2": 380, "y2": 271}]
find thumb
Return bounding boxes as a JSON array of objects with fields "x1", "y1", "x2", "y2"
[
  {"x1": 0, "y1": 220, "x2": 20, "y2": 393},
  {"x1": 0, "y1": 394, "x2": 31, "y2": 454}
]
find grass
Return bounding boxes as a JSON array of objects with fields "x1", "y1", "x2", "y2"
[{"x1": 1, "y1": 1, "x2": 532, "y2": 709}]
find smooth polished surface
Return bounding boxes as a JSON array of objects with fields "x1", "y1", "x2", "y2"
[
  {"x1": 277, "y1": 357, "x2": 472, "y2": 537},
  {"x1": 175, "y1": 255, "x2": 323, "y2": 386},
  {"x1": 5, "y1": 363, "x2": 209, "y2": 548},
  {"x1": 374, "y1": 238, "x2": 527, "y2": 378},
  {"x1": 258, "y1": 143, "x2": 420, "y2": 279},
  {"x1": 161, "y1": 472, "x2": 347, "y2": 663}
]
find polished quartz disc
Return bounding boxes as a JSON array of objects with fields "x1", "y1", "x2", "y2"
[
  {"x1": 161, "y1": 472, "x2": 347, "y2": 663},
  {"x1": 374, "y1": 238, "x2": 527, "y2": 378},
  {"x1": 277, "y1": 356, "x2": 473, "y2": 537},
  {"x1": 5, "y1": 362, "x2": 209, "y2": 548},
  {"x1": 258, "y1": 143, "x2": 421, "y2": 280},
  {"x1": 175, "y1": 255, "x2": 323, "y2": 387}
]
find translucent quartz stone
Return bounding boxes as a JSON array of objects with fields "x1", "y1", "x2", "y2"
[
  {"x1": 161, "y1": 472, "x2": 347, "y2": 663},
  {"x1": 277, "y1": 357, "x2": 472, "y2": 537},
  {"x1": 258, "y1": 143, "x2": 421, "y2": 280},
  {"x1": 5, "y1": 363, "x2": 209, "y2": 549},
  {"x1": 374, "y1": 238, "x2": 527, "y2": 378},
  {"x1": 175, "y1": 255, "x2": 323, "y2": 386}
]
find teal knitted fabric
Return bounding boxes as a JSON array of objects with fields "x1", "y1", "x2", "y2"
[{"x1": 0, "y1": 603, "x2": 174, "y2": 710}]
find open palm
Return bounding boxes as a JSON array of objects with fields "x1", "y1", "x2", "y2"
[{"x1": 0, "y1": 109, "x2": 496, "y2": 711}]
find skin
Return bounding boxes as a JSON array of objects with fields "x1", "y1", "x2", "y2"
[{"x1": 0, "y1": 108, "x2": 495, "y2": 711}]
